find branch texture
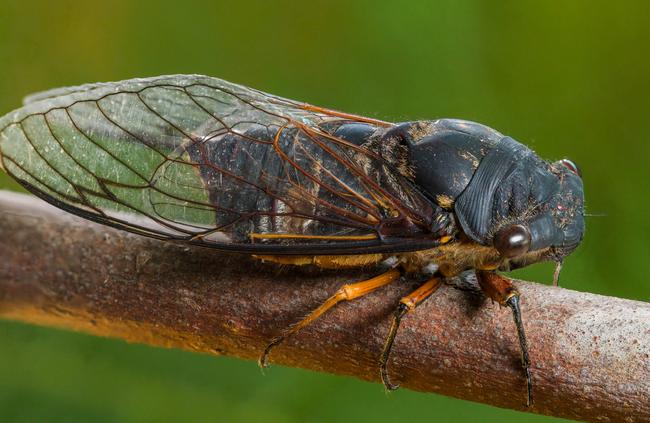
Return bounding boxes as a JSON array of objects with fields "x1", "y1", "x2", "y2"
[{"x1": 0, "y1": 191, "x2": 648, "y2": 422}]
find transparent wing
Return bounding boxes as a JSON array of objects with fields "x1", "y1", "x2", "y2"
[{"x1": 0, "y1": 75, "x2": 439, "y2": 253}]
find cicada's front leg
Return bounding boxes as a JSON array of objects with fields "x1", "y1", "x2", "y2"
[{"x1": 476, "y1": 270, "x2": 533, "y2": 407}]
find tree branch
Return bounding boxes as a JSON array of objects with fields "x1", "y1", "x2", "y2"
[{"x1": 0, "y1": 190, "x2": 648, "y2": 422}]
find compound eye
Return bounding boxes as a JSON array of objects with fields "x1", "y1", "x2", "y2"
[
  {"x1": 559, "y1": 159, "x2": 582, "y2": 177},
  {"x1": 494, "y1": 224, "x2": 532, "y2": 258}
]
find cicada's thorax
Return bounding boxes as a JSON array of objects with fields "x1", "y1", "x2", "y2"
[
  {"x1": 354, "y1": 119, "x2": 500, "y2": 276},
  {"x1": 387, "y1": 118, "x2": 584, "y2": 275}
]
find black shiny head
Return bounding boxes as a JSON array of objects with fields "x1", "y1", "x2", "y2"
[{"x1": 398, "y1": 119, "x2": 585, "y2": 266}]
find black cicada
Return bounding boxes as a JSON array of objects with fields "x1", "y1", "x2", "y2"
[{"x1": 0, "y1": 75, "x2": 585, "y2": 406}]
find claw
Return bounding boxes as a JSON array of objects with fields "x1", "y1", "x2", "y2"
[
  {"x1": 380, "y1": 365, "x2": 401, "y2": 392},
  {"x1": 258, "y1": 336, "x2": 284, "y2": 369}
]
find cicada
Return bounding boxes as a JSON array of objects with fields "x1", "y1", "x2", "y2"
[{"x1": 0, "y1": 75, "x2": 585, "y2": 406}]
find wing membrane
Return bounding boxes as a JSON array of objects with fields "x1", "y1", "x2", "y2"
[{"x1": 0, "y1": 75, "x2": 439, "y2": 254}]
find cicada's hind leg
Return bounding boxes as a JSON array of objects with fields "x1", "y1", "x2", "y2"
[
  {"x1": 379, "y1": 275, "x2": 442, "y2": 390},
  {"x1": 476, "y1": 270, "x2": 533, "y2": 407},
  {"x1": 258, "y1": 260, "x2": 401, "y2": 368}
]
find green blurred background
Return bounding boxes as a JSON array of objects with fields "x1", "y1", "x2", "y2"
[{"x1": 0, "y1": 1, "x2": 648, "y2": 421}]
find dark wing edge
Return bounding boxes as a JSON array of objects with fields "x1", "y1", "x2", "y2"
[{"x1": 0, "y1": 75, "x2": 440, "y2": 255}]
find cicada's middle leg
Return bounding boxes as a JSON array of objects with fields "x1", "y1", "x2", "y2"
[
  {"x1": 476, "y1": 270, "x2": 533, "y2": 407},
  {"x1": 258, "y1": 257, "x2": 401, "y2": 368},
  {"x1": 378, "y1": 274, "x2": 443, "y2": 390}
]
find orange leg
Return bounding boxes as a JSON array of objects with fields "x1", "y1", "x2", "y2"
[
  {"x1": 476, "y1": 270, "x2": 533, "y2": 407},
  {"x1": 259, "y1": 268, "x2": 401, "y2": 368},
  {"x1": 379, "y1": 276, "x2": 442, "y2": 390}
]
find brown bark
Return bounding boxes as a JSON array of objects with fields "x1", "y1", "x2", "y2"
[{"x1": 0, "y1": 190, "x2": 648, "y2": 422}]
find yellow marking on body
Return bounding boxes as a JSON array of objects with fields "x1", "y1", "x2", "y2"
[
  {"x1": 407, "y1": 121, "x2": 435, "y2": 142},
  {"x1": 313, "y1": 254, "x2": 384, "y2": 268},
  {"x1": 254, "y1": 254, "x2": 384, "y2": 269},
  {"x1": 250, "y1": 233, "x2": 378, "y2": 241},
  {"x1": 253, "y1": 255, "x2": 315, "y2": 266},
  {"x1": 436, "y1": 194, "x2": 455, "y2": 210},
  {"x1": 439, "y1": 235, "x2": 452, "y2": 244},
  {"x1": 459, "y1": 150, "x2": 479, "y2": 169},
  {"x1": 478, "y1": 263, "x2": 500, "y2": 271}
]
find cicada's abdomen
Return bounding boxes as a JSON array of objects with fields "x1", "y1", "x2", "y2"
[
  {"x1": 182, "y1": 125, "x2": 369, "y2": 242},
  {"x1": 182, "y1": 121, "x2": 442, "y2": 244}
]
